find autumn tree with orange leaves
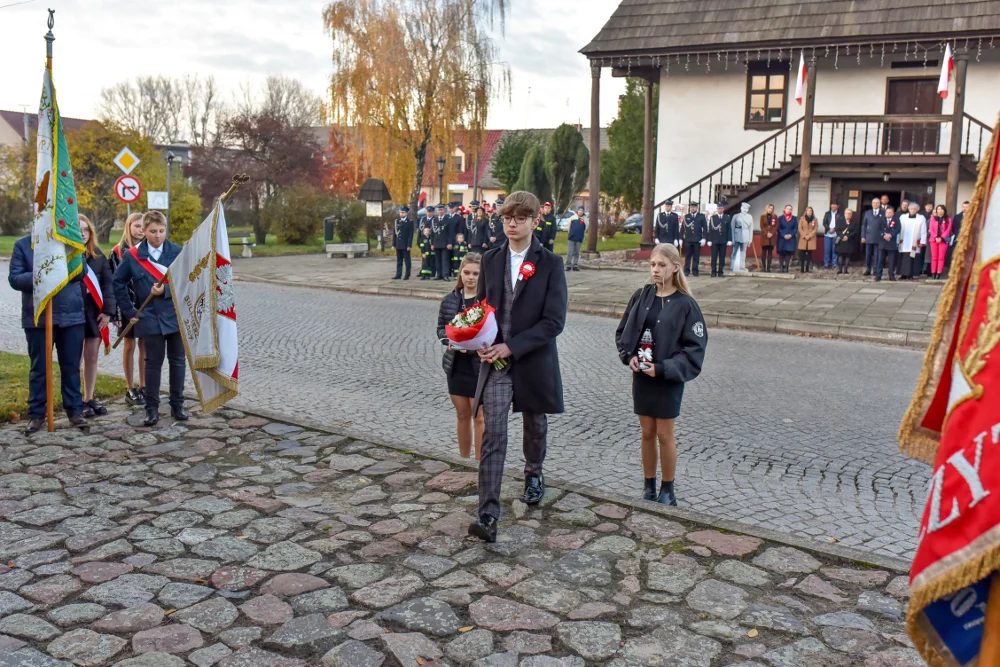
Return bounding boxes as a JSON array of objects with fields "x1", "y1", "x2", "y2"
[{"x1": 324, "y1": 0, "x2": 508, "y2": 211}]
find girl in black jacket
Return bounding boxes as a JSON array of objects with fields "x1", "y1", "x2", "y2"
[
  {"x1": 615, "y1": 243, "x2": 707, "y2": 506},
  {"x1": 109, "y1": 212, "x2": 146, "y2": 406},
  {"x1": 436, "y1": 252, "x2": 484, "y2": 460},
  {"x1": 79, "y1": 214, "x2": 116, "y2": 418}
]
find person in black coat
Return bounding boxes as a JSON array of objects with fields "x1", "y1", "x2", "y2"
[
  {"x1": 875, "y1": 205, "x2": 901, "y2": 282},
  {"x1": 682, "y1": 202, "x2": 707, "y2": 276},
  {"x1": 391, "y1": 206, "x2": 414, "y2": 281},
  {"x1": 655, "y1": 200, "x2": 680, "y2": 247},
  {"x1": 112, "y1": 211, "x2": 187, "y2": 426},
  {"x1": 533, "y1": 201, "x2": 557, "y2": 252},
  {"x1": 437, "y1": 252, "x2": 485, "y2": 460},
  {"x1": 835, "y1": 209, "x2": 861, "y2": 274},
  {"x1": 431, "y1": 204, "x2": 453, "y2": 280},
  {"x1": 487, "y1": 206, "x2": 506, "y2": 249},
  {"x1": 615, "y1": 242, "x2": 707, "y2": 506},
  {"x1": 706, "y1": 203, "x2": 732, "y2": 278},
  {"x1": 78, "y1": 215, "x2": 116, "y2": 418},
  {"x1": 8, "y1": 235, "x2": 88, "y2": 432},
  {"x1": 468, "y1": 191, "x2": 568, "y2": 543},
  {"x1": 467, "y1": 206, "x2": 489, "y2": 251}
]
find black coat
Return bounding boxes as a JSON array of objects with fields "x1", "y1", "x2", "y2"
[
  {"x1": 418, "y1": 216, "x2": 435, "y2": 235},
  {"x1": 111, "y1": 239, "x2": 182, "y2": 338},
  {"x1": 835, "y1": 217, "x2": 861, "y2": 255},
  {"x1": 392, "y1": 218, "x2": 414, "y2": 250},
  {"x1": 466, "y1": 216, "x2": 489, "y2": 249},
  {"x1": 431, "y1": 217, "x2": 452, "y2": 249},
  {"x1": 683, "y1": 213, "x2": 706, "y2": 243},
  {"x1": 822, "y1": 211, "x2": 846, "y2": 235},
  {"x1": 437, "y1": 289, "x2": 482, "y2": 376},
  {"x1": 9, "y1": 235, "x2": 86, "y2": 329},
  {"x1": 472, "y1": 239, "x2": 567, "y2": 416},
  {"x1": 534, "y1": 213, "x2": 557, "y2": 247},
  {"x1": 655, "y1": 212, "x2": 680, "y2": 244},
  {"x1": 615, "y1": 285, "x2": 707, "y2": 384},
  {"x1": 878, "y1": 217, "x2": 901, "y2": 251},
  {"x1": 487, "y1": 214, "x2": 507, "y2": 249},
  {"x1": 83, "y1": 250, "x2": 116, "y2": 326},
  {"x1": 707, "y1": 214, "x2": 731, "y2": 244}
]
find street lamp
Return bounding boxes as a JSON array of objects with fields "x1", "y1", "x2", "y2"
[
  {"x1": 166, "y1": 152, "x2": 181, "y2": 235},
  {"x1": 436, "y1": 156, "x2": 446, "y2": 205}
]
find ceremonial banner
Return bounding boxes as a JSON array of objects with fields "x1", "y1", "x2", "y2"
[
  {"x1": 169, "y1": 200, "x2": 239, "y2": 412},
  {"x1": 30, "y1": 65, "x2": 84, "y2": 322},
  {"x1": 899, "y1": 113, "x2": 1000, "y2": 666}
]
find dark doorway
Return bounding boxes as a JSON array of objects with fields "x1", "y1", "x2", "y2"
[{"x1": 884, "y1": 78, "x2": 942, "y2": 154}]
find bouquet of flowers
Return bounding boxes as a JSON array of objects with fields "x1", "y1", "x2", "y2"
[{"x1": 444, "y1": 301, "x2": 507, "y2": 369}]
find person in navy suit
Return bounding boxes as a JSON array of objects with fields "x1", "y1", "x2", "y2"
[
  {"x1": 8, "y1": 235, "x2": 88, "y2": 432},
  {"x1": 112, "y1": 211, "x2": 187, "y2": 426}
]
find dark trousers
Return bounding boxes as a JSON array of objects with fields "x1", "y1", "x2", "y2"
[
  {"x1": 710, "y1": 244, "x2": 726, "y2": 275},
  {"x1": 877, "y1": 249, "x2": 898, "y2": 280},
  {"x1": 761, "y1": 246, "x2": 774, "y2": 271},
  {"x1": 394, "y1": 250, "x2": 411, "y2": 278},
  {"x1": 864, "y1": 243, "x2": 879, "y2": 272},
  {"x1": 24, "y1": 324, "x2": 84, "y2": 418},
  {"x1": 683, "y1": 242, "x2": 700, "y2": 275},
  {"x1": 435, "y1": 248, "x2": 451, "y2": 278},
  {"x1": 144, "y1": 331, "x2": 185, "y2": 410}
]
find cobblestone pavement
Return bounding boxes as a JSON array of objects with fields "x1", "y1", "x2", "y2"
[
  {"x1": 234, "y1": 254, "x2": 943, "y2": 334},
  {"x1": 0, "y1": 406, "x2": 921, "y2": 666},
  {"x1": 1, "y1": 268, "x2": 930, "y2": 558}
]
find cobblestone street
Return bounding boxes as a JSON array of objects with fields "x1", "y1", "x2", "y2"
[{"x1": 2, "y1": 263, "x2": 930, "y2": 558}]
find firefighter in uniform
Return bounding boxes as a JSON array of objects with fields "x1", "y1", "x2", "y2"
[
  {"x1": 707, "y1": 202, "x2": 732, "y2": 278},
  {"x1": 534, "y1": 201, "x2": 557, "y2": 252},
  {"x1": 683, "y1": 202, "x2": 707, "y2": 277},
  {"x1": 391, "y1": 205, "x2": 414, "y2": 280},
  {"x1": 655, "y1": 199, "x2": 680, "y2": 247}
]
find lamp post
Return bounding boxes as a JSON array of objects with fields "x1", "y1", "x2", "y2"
[
  {"x1": 436, "y1": 156, "x2": 446, "y2": 205},
  {"x1": 166, "y1": 152, "x2": 180, "y2": 235}
]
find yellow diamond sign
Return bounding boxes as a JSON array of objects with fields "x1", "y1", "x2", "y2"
[{"x1": 113, "y1": 147, "x2": 140, "y2": 175}]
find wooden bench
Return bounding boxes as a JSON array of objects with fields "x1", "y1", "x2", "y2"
[
  {"x1": 326, "y1": 242, "x2": 369, "y2": 259},
  {"x1": 229, "y1": 236, "x2": 256, "y2": 258}
]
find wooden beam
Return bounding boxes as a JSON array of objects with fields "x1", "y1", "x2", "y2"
[
  {"x1": 641, "y1": 79, "x2": 655, "y2": 249},
  {"x1": 587, "y1": 63, "x2": 601, "y2": 255},
  {"x1": 946, "y1": 50, "x2": 969, "y2": 218},
  {"x1": 611, "y1": 66, "x2": 659, "y2": 82},
  {"x1": 796, "y1": 56, "x2": 818, "y2": 216}
]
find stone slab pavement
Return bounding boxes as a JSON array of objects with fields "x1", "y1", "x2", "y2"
[
  {"x1": 0, "y1": 402, "x2": 922, "y2": 667},
  {"x1": 233, "y1": 255, "x2": 943, "y2": 346}
]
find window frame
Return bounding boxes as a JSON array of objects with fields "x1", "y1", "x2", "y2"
[{"x1": 745, "y1": 63, "x2": 789, "y2": 131}]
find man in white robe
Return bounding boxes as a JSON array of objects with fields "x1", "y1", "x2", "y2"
[{"x1": 898, "y1": 202, "x2": 927, "y2": 280}]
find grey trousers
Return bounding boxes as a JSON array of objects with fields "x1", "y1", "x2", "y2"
[
  {"x1": 478, "y1": 369, "x2": 547, "y2": 519},
  {"x1": 566, "y1": 240, "x2": 582, "y2": 268}
]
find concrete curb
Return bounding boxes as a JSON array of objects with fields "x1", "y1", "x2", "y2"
[
  {"x1": 237, "y1": 274, "x2": 931, "y2": 349},
  {"x1": 230, "y1": 401, "x2": 912, "y2": 574}
]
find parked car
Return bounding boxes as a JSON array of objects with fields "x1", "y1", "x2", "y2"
[
  {"x1": 623, "y1": 213, "x2": 642, "y2": 234},
  {"x1": 557, "y1": 211, "x2": 575, "y2": 232}
]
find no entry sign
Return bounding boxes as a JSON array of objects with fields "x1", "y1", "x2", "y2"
[{"x1": 115, "y1": 175, "x2": 142, "y2": 204}]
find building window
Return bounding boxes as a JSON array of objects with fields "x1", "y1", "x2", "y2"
[
  {"x1": 746, "y1": 64, "x2": 787, "y2": 130},
  {"x1": 451, "y1": 155, "x2": 464, "y2": 173}
]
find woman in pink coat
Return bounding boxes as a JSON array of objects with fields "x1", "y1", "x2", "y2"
[{"x1": 928, "y1": 205, "x2": 952, "y2": 279}]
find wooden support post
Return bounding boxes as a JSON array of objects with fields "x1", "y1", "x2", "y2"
[
  {"x1": 797, "y1": 57, "x2": 818, "y2": 216},
  {"x1": 45, "y1": 306, "x2": 54, "y2": 432},
  {"x1": 946, "y1": 50, "x2": 969, "y2": 218},
  {"x1": 586, "y1": 62, "x2": 601, "y2": 255},
  {"x1": 640, "y1": 78, "x2": 655, "y2": 250},
  {"x1": 980, "y1": 573, "x2": 1000, "y2": 663}
]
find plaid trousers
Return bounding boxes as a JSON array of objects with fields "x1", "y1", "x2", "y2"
[{"x1": 478, "y1": 368, "x2": 548, "y2": 519}]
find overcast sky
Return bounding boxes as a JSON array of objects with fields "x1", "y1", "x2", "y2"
[{"x1": 0, "y1": 0, "x2": 626, "y2": 130}]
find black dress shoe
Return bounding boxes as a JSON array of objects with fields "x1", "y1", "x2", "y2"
[
  {"x1": 523, "y1": 475, "x2": 545, "y2": 505},
  {"x1": 468, "y1": 515, "x2": 498, "y2": 543},
  {"x1": 391, "y1": 276, "x2": 401, "y2": 280},
  {"x1": 642, "y1": 477, "x2": 657, "y2": 501},
  {"x1": 68, "y1": 414, "x2": 89, "y2": 429},
  {"x1": 89, "y1": 399, "x2": 108, "y2": 416},
  {"x1": 171, "y1": 407, "x2": 190, "y2": 421},
  {"x1": 81, "y1": 403, "x2": 96, "y2": 419},
  {"x1": 144, "y1": 408, "x2": 159, "y2": 427},
  {"x1": 26, "y1": 418, "x2": 44, "y2": 434},
  {"x1": 657, "y1": 480, "x2": 677, "y2": 506}
]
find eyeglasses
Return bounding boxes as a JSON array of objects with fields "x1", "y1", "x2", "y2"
[{"x1": 502, "y1": 215, "x2": 531, "y2": 226}]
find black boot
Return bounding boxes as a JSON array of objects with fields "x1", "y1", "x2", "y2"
[
  {"x1": 642, "y1": 477, "x2": 657, "y2": 501},
  {"x1": 143, "y1": 407, "x2": 159, "y2": 427},
  {"x1": 657, "y1": 480, "x2": 677, "y2": 506}
]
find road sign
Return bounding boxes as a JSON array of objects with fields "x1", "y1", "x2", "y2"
[
  {"x1": 114, "y1": 175, "x2": 142, "y2": 204},
  {"x1": 147, "y1": 191, "x2": 169, "y2": 210},
  {"x1": 114, "y1": 147, "x2": 140, "y2": 175}
]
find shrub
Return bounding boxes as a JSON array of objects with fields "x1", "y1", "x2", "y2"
[{"x1": 263, "y1": 185, "x2": 330, "y2": 245}]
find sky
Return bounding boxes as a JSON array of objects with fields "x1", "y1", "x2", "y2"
[{"x1": 0, "y1": 0, "x2": 626, "y2": 131}]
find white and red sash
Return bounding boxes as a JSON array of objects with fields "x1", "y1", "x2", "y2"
[
  {"x1": 129, "y1": 244, "x2": 169, "y2": 284},
  {"x1": 82, "y1": 264, "x2": 110, "y2": 351}
]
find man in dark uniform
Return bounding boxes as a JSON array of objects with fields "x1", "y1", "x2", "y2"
[
  {"x1": 655, "y1": 199, "x2": 680, "y2": 247},
  {"x1": 391, "y1": 205, "x2": 414, "y2": 280},
  {"x1": 432, "y1": 203, "x2": 453, "y2": 280},
  {"x1": 683, "y1": 202, "x2": 707, "y2": 276},
  {"x1": 488, "y1": 197, "x2": 507, "y2": 249},
  {"x1": 876, "y1": 205, "x2": 900, "y2": 282},
  {"x1": 707, "y1": 202, "x2": 732, "y2": 278},
  {"x1": 534, "y1": 201, "x2": 557, "y2": 252}
]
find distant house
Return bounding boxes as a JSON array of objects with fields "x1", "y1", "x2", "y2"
[
  {"x1": 581, "y1": 0, "x2": 1000, "y2": 241},
  {"x1": 0, "y1": 109, "x2": 92, "y2": 147}
]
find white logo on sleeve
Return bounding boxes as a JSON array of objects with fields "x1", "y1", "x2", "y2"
[{"x1": 693, "y1": 322, "x2": 705, "y2": 338}]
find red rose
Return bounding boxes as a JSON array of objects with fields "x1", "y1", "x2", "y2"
[
  {"x1": 67, "y1": 197, "x2": 74, "y2": 204},
  {"x1": 520, "y1": 261, "x2": 536, "y2": 280},
  {"x1": 58, "y1": 219, "x2": 66, "y2": 228}
]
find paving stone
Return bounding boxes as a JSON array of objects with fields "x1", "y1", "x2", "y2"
[
  {"x1": 0, "y1": 647, "x2": 72, "y2": 667},
  {"x1": 71, "y1": 561, "x2": 134, "y2": 583},
  {"x1": 188, "y1": 642, "x2": 233, "y2": 667},
  {"x1": 822, "y1": 626, "x2": 884, "y2": 654},
  {"x1": 210, "y1": 510, "x2": 262, "y2": 530},
  {"x1": 611, "y1": 626, "x2": 721, "y2": 667},
  {"x1": 47, "y1": 628, "x2": 128, "y2": 666},
  {"x1": 351, "y1": 574, "x2": 424, "y2": 609},
  {"x1": 217, "y1": 647, "x2": 307, "y2": 667},
  {"x1": 0, "y1": 569, "x2": 33, "y2": 591},
  {"x1": 240, "y1": 595, "x2": 294, "y2": 625},
  {"x1": 137, "y1": 539, "x2": 186, "y2": 558},
  {"x1": 346, "y1": 619, "x2": 387, "y2": 640},
  {"x1": 247, "y1": 541, "x2": 322, "y2": 571},
  {"x1": 686, "y1": 579, "x2": 749, "y2": 620},
  {"x1": 377, "y1": 597, "x2": 461, "y2": 636},
  {"x1": 857, "y1": 591, "x2": 905, "y2": 620},
  {"x1": 218, "y1": 627, "x2": 264, "y2": 649},
  {"x1": 264, "y1": 613, "x2": 344, "y2": 656},
  {"x1": 259, "y1": 573, "x2": 329, "y2": 597},
  {"x1": 820, "y1": 567, "x2": 890, "y2": 586},
  {"x1": 713, "y1": 559, "x2": 771, "y2": 587},
  {"x1": 509, "y1": 576, "x2": 583, "y2": 614},
  {"x1": 403, "y1": 553, "x2": 457, "y2": 579},
  {"x1": 582, "y1": 535, "x2": 636, "y2": 554},
  {"x1": 0, "y1": 590, "x2": 35, "y2": 616},
  {"x1": 48, "y1": 603, "x2": 109, "y2": 627},
  {"x1": 550, "y1": 551, "x2": 611, "y2": 586},
  {"x1": 431, "y1": 570, "x2": 489, "y2": 592},
  {"x1": 554, "y1": 508, "x2": 600, "y2": 527},
  {"x1": 686, "y1": 530, "x2": 763, "y2": 556},
  {"x1": 173, "y1": 597, "x2": 240, "y2": 633},
  {"x1": 290, "y1": 587, "x2": 349, "y2": 614},
  {"x1": 483, "y1": 525, "x2": 540, "y2": 557},
  {"x1": 425, "y1": 471, "x2": 478, "y2": 492},
  {"x1": 472, "y1": 651, "x2": 518, "y2": 667},
  {"x1": 0, "y1": 613, "x2": 61, "y2": 641},
  {"x1": 552, "y1": 493, "x2": 593, "y2": 512},
  {"x1": 814, "y1": 611, "x2": 876, "y2": 631},
  {"x1": 245, "y1": 518, "x2": 304, "y2": 544},
  {"x1": 794, "y1": 574, "x2": 849, "y2": 602},
  {"x1": 381, "y1": 632, "x2": 444, "y2": 667},
  {"x1": 91, "y1": 603, "x2": 165, "y2": 633},
  {"x1": 885, "y1": 576, "x2": 910, "y2": 598},
  {"x1": 321, "y1": 639, "x2": 386, "y2": 667},
  {"x1": 469, "y1": 596, "x2": 559, "y2": 631},
  {"x1": 739, "y1": 604, "x2": 809, "y2": 635},
  {"x1": 157, "y1": 582, "x2": 215, "y2": 609},
  {"x1": 211, "y1": 566, "x2": 269, "y2": 591},
  {"x1": 647, "y1": 552, "x2": 708, "y2": 593},
  {"x1": 132, "y1": 624, "x2": 205, "y2": 654},
  {"x1": 19, "y1": 574, "x2": 81, "y2": 604},
  {"x1": 567, "y1": 601, "x2": 616, "y2": 619},
  {"x1": 518, "y1": 656, "x2": 583, "y2": 667},
  {"x1": 627, "y1": 605, "x2": 682, "y2": 628},
  {"x1": 325, "y1": 564, "x2": 387, "y2": 589},
  {"x1": 179, "y1": 464, "x2": 219, "y2": 483},
  {"x1": 752, "y1": 547, "x2": 821, "y2": 575},
  {"x1": 761, "y1": 637, "x2": 848, "y2": 667},
  {"x1": 864, "y1": 647, "x2": 925, "y2": 666},
  {"x1": 443, "y1": 629, "x2": 493, "y2": 663},
  {"x1": 688, "y1": 620, "x2": 744, "y2": 641},
  {"x1": 112, "y1": 653, "x2": 186, "y2": 667},
  {"x1": 624, "y1": 513, "x2": 686, "y2": 544},
  {"x1": 556, "y1": 621, "x2": 621, "y2": 660},
  {"x1": 501, "y1": 631, "x2": 551, "y2": 654},
  {"x1": 190, "y1": 536, "x2": 258, "y2": 562},
  {"x1": 477, "y1": 563, "x2": 534, "y2": 587}
]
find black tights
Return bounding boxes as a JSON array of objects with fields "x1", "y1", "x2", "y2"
[
  {"x1": 838, "y1": 255, "x2": 851, "y2": 272},
  {"x1": 761, "y1": 246, "x2": 774, "y2": 271},
  {"x1": 798, "y1": 250, "x2": 812, "y2": 272}
]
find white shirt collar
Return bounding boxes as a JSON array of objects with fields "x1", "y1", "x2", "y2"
[
  {"x1": 148, "y1": 243, "x2": 163, "y2": 260},
  {"x1": 509, "y1": 245, "x2": 528, "y2": 289}
]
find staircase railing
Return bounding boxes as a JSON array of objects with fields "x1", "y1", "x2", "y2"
[
  {"x1": 811, "y1": 114, "x2": 950, "y2": 156},
  {"x1": 963, "y1": 113, "x2": 994, "y2": 166}
]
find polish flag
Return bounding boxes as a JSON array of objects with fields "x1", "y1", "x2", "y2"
[
  {"x1": 938, "y1": 43, "x2": 954, "y2": 99},
  {"x1": 795, "y1": 52, "x2": 807, "y2": 105},
  {"x1": 82, "y1": 264, "x2": 110, "y2": 352}
]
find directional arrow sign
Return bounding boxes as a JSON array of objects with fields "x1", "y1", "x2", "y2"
[{"x1": 115, "y1": 175, "x2": 142, "y2": 204}]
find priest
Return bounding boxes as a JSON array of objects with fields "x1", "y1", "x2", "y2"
[{"x1": 897, "y1": 202, "x2": 927, "y2": 280}]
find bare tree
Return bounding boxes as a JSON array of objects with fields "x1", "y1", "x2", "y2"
[
  {"x1": 182, "y1": 75, "x2": 222, "y2": 146},
  {"x1": 237, "y1": 75, "x2": 323, "y2": 128},
  {"x1": 100, "y1": 74, "x2": 222, "y2": 144}
]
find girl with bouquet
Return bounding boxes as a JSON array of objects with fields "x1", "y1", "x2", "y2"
[{"x1": 615, "y1": 243, "x2": 707, "y2": 506}]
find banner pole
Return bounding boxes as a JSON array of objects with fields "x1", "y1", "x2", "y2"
[
  {"x1": 45, "y1": 306, "x2": 54, "y2": 432},
  {"x1": 980, "y1": 573, "x2": 1000, "y2": 662}
]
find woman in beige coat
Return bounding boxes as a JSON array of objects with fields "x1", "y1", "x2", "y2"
[{"x1": 798, "y1": 207, "x2": 818, "y2": 273}]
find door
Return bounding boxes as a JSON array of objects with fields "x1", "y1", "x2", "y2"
[{"x1": 884, "y1": 78, "x2": 942, "y2": 154}]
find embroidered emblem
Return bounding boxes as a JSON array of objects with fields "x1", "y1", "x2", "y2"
[{"x1": 693, "y1": 322, "x2": 705, "y2": 338}]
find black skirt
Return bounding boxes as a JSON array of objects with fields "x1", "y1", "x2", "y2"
[
  {"x1": 447, "y1": 351, "x2": 479, "y2": 398},
  {"x1": 84, "y1": 297, "x2": 104, "y2": 340},
  {"x1": 632, "y1": 372, "x2": 684, "y2": 419}
]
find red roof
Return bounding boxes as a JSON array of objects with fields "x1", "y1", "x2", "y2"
[
  {"x1": 0, "y1": 109, "x2": 94, "y2": 142},
  {"x1": 421, "y1": 129, "x2": 504, "y2": 189}
]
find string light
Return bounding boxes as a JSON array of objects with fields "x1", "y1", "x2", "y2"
[
  {"x1": 880, "y1": 43, "x2": 885, "y2": 67},
  {"x1": 870, "y1": 44, "x2": 874, "y2": 59},
  {"x1": 724, "y1": 51, "x2": 729, "y2": 70},
  {"x1": 696, "y1": 52, "x2": 700, "y2": 65},
  {"x1": 834, "y1": 45, "x2": 839, "y2": 69},
  {"x1": 685, "y1": 53, "x2": 690, "y2": 71},
  {"x1": 824, "y1": 45, "x2": 830, "y2": 58},
  {"x1": 766, "y1": 49, "x2": 771, "y2": 67},
  {"x1": 857, "y1": 45, "x2": 862, "y2": 65},
  {"x1": 977, "y1": 37, "x2": 983, "y2": 62},
  {"x1": 923, "y1": 46, "x2": 928, "y2": 68}
]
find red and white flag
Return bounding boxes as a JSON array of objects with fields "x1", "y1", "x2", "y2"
[
  {"x1": 129, "y1": 244, "x2": 170, "y2": 284},
  {"x1": 938, "y1": 43, "x2": 954, "y2": 99},
  {"x1": 82, "y1": 264, "x2": 110, "y2": 352},
  {"x1": 168, "y1": 198, "x2": 239, "y2": 412},
  {"x1": 795, "y1": 52, "x2": 807, "y2": 105},
  {"x1": 899, "y1": 112, "x2": 1000, "y2": 665}
]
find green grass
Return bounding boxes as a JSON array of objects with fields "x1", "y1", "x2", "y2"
[
  {"x1": 0, "y1": 351, "x2": 127, "y2": 422},
  {"x1": 0, "y1": 235, "x2": 117, "y2": 257},
  {"x1": 551, "y1": 231, "x2": 640, "y2": 256}
]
